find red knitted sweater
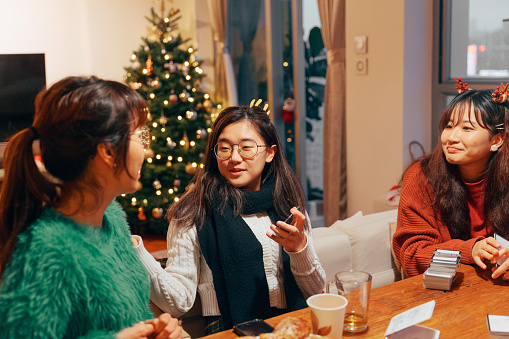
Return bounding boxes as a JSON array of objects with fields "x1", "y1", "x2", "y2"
[{"x1": 393, "y1": 162, "x2": 489, "y2": 277}]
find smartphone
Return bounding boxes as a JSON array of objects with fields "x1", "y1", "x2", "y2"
[
  {"x1": 274, "y1": 206, "x2": 301, "y2": 235},
  {"x1": 232, "y1": 319, "x2": 274, "y2": 337}
]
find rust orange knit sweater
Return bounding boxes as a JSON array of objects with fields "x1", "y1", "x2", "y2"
[{"x1": 393, "y1": 162, "x2": 489, "y2": 277}]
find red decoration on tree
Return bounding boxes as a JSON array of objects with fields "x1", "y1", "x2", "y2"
[
  {"x1": 137, "y1": 207, "x2": 146, "y2": 221},
  {"x1": 146, "y1": 57, "x2": 153, "y2": 75},
  {"x1": 169, "y1": 92, "x2": 178, "y2": 104},
  {"x1": 282, "y1": 98, "x2": 295, "y2": 124}
]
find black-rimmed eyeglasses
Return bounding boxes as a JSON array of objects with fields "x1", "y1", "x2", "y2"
[
  {"x1": 130, "y1": 125, "x2": 152, "y2": 150},
  {"x1": 213, "y1": 140, "x2": 269, "y2": 160}
]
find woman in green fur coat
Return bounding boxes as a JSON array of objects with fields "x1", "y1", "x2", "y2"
[{"x1": 0, "y1": 76, "x2": 182, "y2": 339}]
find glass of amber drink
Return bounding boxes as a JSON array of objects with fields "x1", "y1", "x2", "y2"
[{"x1": 326, "y1": 270, "x2": 372, "y2": 332}]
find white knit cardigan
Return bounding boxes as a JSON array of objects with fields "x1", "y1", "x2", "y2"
[{"x1": 135, "y1": 212, "x2": 326, "y2": 318}]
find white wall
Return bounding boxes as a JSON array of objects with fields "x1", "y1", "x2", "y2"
[
  {"x1": 345, "y1": 0, "x2": 432, "y2": 216},
  {"x1": 0, "y1": 0, "x2": 208, "y2": 86}
]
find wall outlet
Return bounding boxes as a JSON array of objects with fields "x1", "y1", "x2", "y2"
[{"x1": 355, "y1": 58, "x2": 368, "y2": 75}]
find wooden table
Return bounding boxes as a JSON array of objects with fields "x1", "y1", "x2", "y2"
[{"x1": 199, "y1": 264, "x2": 509, "y2": 338}]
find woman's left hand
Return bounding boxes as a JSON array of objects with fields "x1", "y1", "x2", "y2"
[
  {"x1": 472, "y1": 237, "x2": 501, "y2": 269},
  {"x1": 144, "y1": 313, "x2": 182, "y2": 339},
  {"x1": 491, "y1": 247, "x2": 509, "y2": 280},
  {"x1": 266, "y1": 207, "x2": 307, "y2": 252}
]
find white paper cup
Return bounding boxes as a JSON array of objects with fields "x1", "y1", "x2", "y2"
[{"x1": 307, "y1": 293, "x2": 348, "y2": 339}]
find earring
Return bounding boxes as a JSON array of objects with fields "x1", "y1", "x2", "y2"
[{"x1": 491, "y1": 145, "x2": 498, "y2": 152}]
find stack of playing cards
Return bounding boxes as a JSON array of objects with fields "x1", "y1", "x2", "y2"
[
  {"x1": 423, "y1": 249, "x2": 462, "y2": 290},
  {"x1": 487, "y1": 315, "x2": 509, "y2": 338}
]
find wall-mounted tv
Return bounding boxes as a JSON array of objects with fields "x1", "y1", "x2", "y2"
[{"x1": 0, "y1": 53, "x2": 46, "y2": 142}]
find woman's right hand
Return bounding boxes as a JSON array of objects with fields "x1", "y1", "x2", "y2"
[
  {"x1": 116, "y1": 321, "x2": 155, "y2": 339},
  {"x1": 145, "y1": 313, "x2": 183, "y2": 339},
  {"x1": 472, "y1": 237, "x2": 501, "y2": 269}
]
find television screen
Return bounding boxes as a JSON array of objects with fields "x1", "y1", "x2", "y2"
[{"x1": 0, "y1": 53, "x2": 46, "y2": 142}]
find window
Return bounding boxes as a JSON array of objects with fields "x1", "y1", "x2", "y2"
[
  {"x1": 448, "y1": 0, "x2": 509, "y2": 79},
  {"x1": 227, "y1": 0, "x2": 326, "y2": 225},
  {"x1": 432, "y1": 0, "x2": 509, "y2": 144}
]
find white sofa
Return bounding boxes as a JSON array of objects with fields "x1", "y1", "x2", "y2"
[{"x1": 312, "y1": 208, "x2": 400, "y2": 289}]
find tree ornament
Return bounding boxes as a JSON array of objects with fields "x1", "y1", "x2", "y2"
[
  {"x1": 146, "y1": 57, "x2": 153, "y2": 75},
  {"x1": 186, "y1": 110, "x2": 198, "y2": 120},
  {"x1": 152, "y1": 207, "x2": 164, "y2": 219},
  {"x1": 163, "y1": 32, "x2": 173, "y2": 43},
  {"x1": 166, "y1": 137, "x2": 176, "y2": 148},
  {"x1": 159, "y1": 113, "x2": 168, "y2": 126},
  {"x1": 174, "y1": 177, "x2": 181, "y2": 189},
  {"x1": 161, "y1": 49, "x2": 167, "y2": 54},
  {"x1": 150, "y1": 78, "x2": 161, "y2": 88},
  {"x1": 196, "y1": 128, "x2": 207, "y2": 139},
  {"x1": 203, "y1": 99, "x2": 213, "y2": 112},
  {"x1": 144, "y1": 148, "x2": 155, "y2": 159},
  {"x1": 152, "y1": 179, "x2": 162, "y2": 190},
  {"x1": 137, "y1": 207, "x2": 147, "y2": 221},
  {"x1": 185, "y1": 162, "x2": 197, "y2": 174},
  {"x1": 169, "y1": 91, "x2": 178, "y2": 104},
  {"x1": 282, "y1": 98, "x2": 295, "y2": 124},
  {"x1": 130, "y1": 82, "x2": 142, "y2": 90},
  {"x1": 181, "y1": 131, "x2": 190, "y2": 151},
  {"x1": 179, "y1": 90, "x2": 189, "y2": 102}
]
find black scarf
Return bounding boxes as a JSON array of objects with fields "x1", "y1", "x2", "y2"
[{"x1": 197, "y1": 180, "x2": 307, "y2": 329}]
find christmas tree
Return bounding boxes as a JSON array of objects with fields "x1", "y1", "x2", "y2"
[{"x1": 118, "y1": 3, "x2": 215, "y2": 234}]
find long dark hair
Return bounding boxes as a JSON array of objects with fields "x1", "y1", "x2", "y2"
[
  {"x1": 418, "y1": 90, "x2": 509, "y2": 239},
  {"x1": 166, "y1": 105, "x2": 307, "y2": 231},
  {"x1": 0, "y1": 76, "x2": 148, "y2": 277}
]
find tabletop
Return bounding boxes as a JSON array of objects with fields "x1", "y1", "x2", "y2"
[{"x1": 199, "y1": 263, "x2": 509, "y2": 338}]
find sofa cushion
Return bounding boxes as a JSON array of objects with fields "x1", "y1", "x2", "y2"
[
  {"x1": 311, "y1": 227, "x2": 353, "y2": 284},
  {"x1": 331, "y1": 209, "x2": 399, "y2": 288}
]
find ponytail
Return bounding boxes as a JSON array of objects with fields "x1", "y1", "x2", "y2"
[
  {"x1": 0, "y1": 128, "x2": 59, "y2": 278},
  {"x1": 0, "y1": 75, "x2": 148, "y2": 279}
]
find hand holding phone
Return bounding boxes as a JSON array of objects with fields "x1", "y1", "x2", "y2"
[
  {"x1": 275, "y1": 206, "x2": 300, "y2": 234},
  {"x1": 267, "y1": 206, "x2": 307, "y2": 252}
]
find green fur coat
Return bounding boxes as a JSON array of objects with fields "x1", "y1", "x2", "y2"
[{"x1": 0, "y1": 201, "x2": 153, "y2": 338}]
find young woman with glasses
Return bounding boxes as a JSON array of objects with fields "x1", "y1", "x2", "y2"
[
  {"x1": 393, "y1": 83, "x2": 509, "y2": 280},
  {"x1": 0, "y1": 76, "x2": 182, "y2": 339},
  {"x1": 134, "y1": 105, "x2": 325, "y2": 334}
]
